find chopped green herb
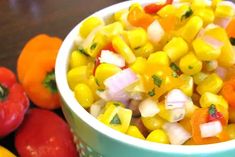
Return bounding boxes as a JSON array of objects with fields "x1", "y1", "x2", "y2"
[
  {"x1": 134, "y1": 46, "x2": 141, "y2": 50},
  {"x1": 188, "y1": 65, "x2": 193, "y2": 70},
  {"x1": 152, "y1": 75, "x2": 162, "y2": 87},
  {"x1": 90, "y1": 43, "x2": 97, "y2": 50},
  {"x1": 78, "y1": 48, "x2": 89, "y2": 56},
  {"x1": 170, "y1": 63, "x2": 180, "y2": 73},
  {"x1": 113, "y1": 102, "x2": 120, "y2": 106},
  {"x1": 172, "y1": 72, "x2": 179, "y2": 78},
  {"x1": 97, "y1": 89, "x2": 105, "y2": 92},
  {"x1": 181, "y1": 8, "x2": 193, "y2": 20},
  {"x1": 110, "y1": 114, "x2": 121, "y2": 124},
  {"x1": 148, "y1": 88, "x2": 155, "y2": 97},
  {"x1": 230, "y1": 37, "x2": 235, "y2": 46},
  {"x1": 209, "y1": 104, "x2": 217, "y2": 117},
  {"x1": 95, "y1": 78, "x2": 100, "y2": 87}
]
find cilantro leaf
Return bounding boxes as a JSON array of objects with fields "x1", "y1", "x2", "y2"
[
  {"x1": 110, "y1": 114, "x2": 121, "y2": 125},
  {"x1": 152, "y1": 75, "x2": 162, "y2": 87}
]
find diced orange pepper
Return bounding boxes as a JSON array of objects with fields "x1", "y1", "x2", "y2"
[
  {"x1": 190, "y1": 108, "x2": 221, "y2": 144},
  {"x1": 221, "y1": 77, "x2": 235, "y2": 108},
  {"x1": 158, "y1": 15, "x2": 178, "y2": 32},
  {"x1": 226, "y1": 18, "x2": 235, "y2": 38},
  {"x1": 128, "y1": 7, "x2": 154, "y2": 29}
]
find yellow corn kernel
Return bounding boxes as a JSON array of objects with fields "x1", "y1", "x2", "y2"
[
  {"x1": 74, "y1": 83, "x2": 94, "y2": 108},
  {"x1": 226, "y1": 124, "x2": 235, "y2": 139},
  {"x1": 127, "y1": 125, "x2": 145, "y2": 140},
  {"x1": 80, "y1": 16, "x2": 104, "y2": 38},
  {"x1": 141, "y1": 115, "x2": 165, "y2": 131},
  {"x1": 179, "y1": 74, "x2": 194, "y2": 97},
  {"x1": 212, "y1": 0, "x2": 222, "y2": 8},
  {"x1": 199, "y1": 92, "x2": 228, "y2": 109},
  {"x1": 204, "y1": 60, "x2": 218, "y2": 72},
  {"x1": 191, "y1": 0, "x2": 207, "y2": 9},
  {"x1": 86, "y1": 33, "x2": 108, "y2": 57},
  {"x1": 215, "y1": 2, "x2": 235, "y2": 18},
  {"x1": 104, "y1": 101, "x2": 125, "y2": 111},
  {"x1": 192, "y1": 38, "x2": 221, "y2": 61},
  {"x1": 112, "y1": 35, "x2": 136, "y2": 64},
  {"x1": 193, "y1": 72, "x2": 208, "y2": 85},
  {"x1": 147, "y1": 51, "x2": 170, "y2": 66},
  {"x1": 177, "y1": 16, "x2": 203, "y2": 43},
  {"x1": 196, "y1": 73, "x2": 223, "y2": 95},
  {"x1": 126, "y1": 28, "x2": 148, "y2": 49},
  {"x1": 130, "y1": 57, "x2": 147, "y2": 74},
  {"x1": 185, "y1": 100, "x2": 199, "y2": 118},
  {"x1": 100, "y1": 22, "x2": 124, "y2": 38},
  {"x1": 114, "y1": 9, "x2": 133, "y2": 30},
  {"x1": 87, "y1": 75, "x2": 99, "y2": 100},
  {"x1": 114, "y1": 9, "x2": 126, "y2": 21},
  {"x1": 95, "y1": 63, "x2": 121, "y2": 87},
  {"x1": 205, "y1": 26, "x2": 235, "y2": 67},
  {"x1": 67, "y1": 66, "x2": 90, "y2": 90},
  {"x1": 163, "y1": 37, "x2": 188, "y2": 62},
  {"x1": 0, "y1": 146, "x2": 16, "y2": 157},
  {"x1": 179, "y1": 53, "x2": 202, "y2": 75},
  {"x1": 134, "y1": 42, "x2": 155, "y2": 58},
  {"x1": 194, "y1": 8, "x2": 215, "y2": 26},
  {"x1": 158, "y1": 5, "x2": 176, "y2": 17},
  {"x1": 146, "y1": 129, "x2": 169, "y2": 144},
  {"x1": 129, "y1": 3, "x2": 143, "y2": 12},
  {"x1": 69, "y1": 50, "x2": 89, "y2": 68},
  {"x1": 158, "y1": 102, "x2": 185, "y2": 122}
]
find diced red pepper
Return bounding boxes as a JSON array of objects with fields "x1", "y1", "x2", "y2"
[
  {"x1": 144, "y1": 0, "x2": 173, "y2": 14},
  {"x1": 208, "y1": 104, "x2": 227, "y2": 125}
]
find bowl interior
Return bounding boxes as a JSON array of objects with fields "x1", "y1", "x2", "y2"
[{"x1": 55, "y1": 0, "x2": 235, "y2": 154}]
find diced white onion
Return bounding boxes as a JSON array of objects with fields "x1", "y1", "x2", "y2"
[
  {"x1": 163, "y1": 122, "x2": 191, "y2": 145},
  {"x1": 104, "y1": 68, "x2": 138, "y2": 94},
  {"x1": 168, "y1": 108, "x2": 185, "y2": 122},
  {"x1": 90, "y1": 99, "x2": 106, "y2": 118},
  {"x1": 200, "y1": 121, "x2": 223, "y2": 138},
  {"x1": 147, "y1": 20, "x2": 165, "y2": 44},
  {"x1": 215, "y1": 66, "x2": 227, "y2": 80},
  {"x1": 214, "y1": 17, "x2": 232, "y2": 28},
  {"x1": 139, "y1": 98, "x2": 160, "y2": 117},
  {"x1": 99, "y1": 50, "x2": 125, "y2": 68},
  {"x1": 202, "y1": 35, "x2": 224, "y2": 49},
  {"x1": 165, "y1": 89, "x2": 188, "y2": 109},
  {"x1": 96, "y1": 90, "x2": 129, "y2": 105}
]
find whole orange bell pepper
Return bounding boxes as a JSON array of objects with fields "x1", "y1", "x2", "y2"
[{"x1": 17, "y1": 34, "x2": 62, "y2": 109}]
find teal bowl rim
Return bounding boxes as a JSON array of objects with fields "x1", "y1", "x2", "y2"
[{"x1": 55, "y1": 0, "x2": 235, "y2": 155}]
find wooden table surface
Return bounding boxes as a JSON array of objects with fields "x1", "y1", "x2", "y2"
[{"x1": 0, "y1": 0, "x2": 123, "y2": 155}]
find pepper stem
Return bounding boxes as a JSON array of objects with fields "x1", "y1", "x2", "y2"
[
  {"x1": 0, "y1": 84, "x2": 9, "y2": 101},
  {"x1": 43, "y1": 70, "x2": 58, "y2": 93}
]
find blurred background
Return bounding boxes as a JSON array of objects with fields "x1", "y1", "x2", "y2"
[{"x1": 0, "y1": 0, "x2": 123, "y2": 154}]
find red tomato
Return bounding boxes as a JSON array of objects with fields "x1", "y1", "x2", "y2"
[{"x1": 15, "y1": 109, "x2": 78, "y2": 157}]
